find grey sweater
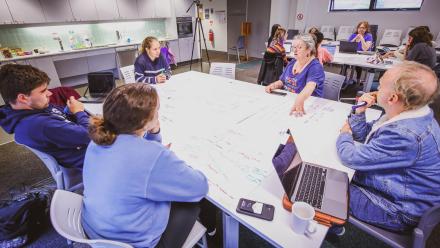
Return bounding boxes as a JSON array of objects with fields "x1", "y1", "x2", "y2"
[{"x1": 406, "y1": 42, "x2": 437, "y2": 68}]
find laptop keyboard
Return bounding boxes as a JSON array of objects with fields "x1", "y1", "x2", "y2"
[{"x1": 295, "y1": 164, "x2": 327, "y2": 209}]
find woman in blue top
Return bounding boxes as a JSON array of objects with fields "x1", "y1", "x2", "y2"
[
  {"x1": 348, "y1": 21, "x2": 373, "y2": 52},
  {"x1": 81, "y1": 83, "x2": 209, "y2": 248},
  {"x1": 265, "y1": 34, "x2": 325, "y2": 117},
  {"x1": 135, "y1": 36, "x2": 171, "y2": 84}
]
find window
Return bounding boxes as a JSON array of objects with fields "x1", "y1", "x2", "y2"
[
  {"x1": 374, "y1": 0, "x2": 424, "y2": 10},
  {"x1": 329, "y1": 0, "x2": 424, "y2": 11},
  {"x1": 330, "y1": 0, "x2": 371, "y2": 11}
]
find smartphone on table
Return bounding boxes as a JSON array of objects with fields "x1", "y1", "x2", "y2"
[{"x1": 236, "y1": 198, "x2": 275, "y2": 221}]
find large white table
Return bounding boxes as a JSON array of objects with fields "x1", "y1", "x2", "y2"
[{"x1": 85, "y1": 71, "x2": 381, "y2": 247}]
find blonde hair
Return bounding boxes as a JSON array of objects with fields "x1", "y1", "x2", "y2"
[
  {"x1": 293, "y1": 34, "x2": 317, "y2": 56},
  {"x1": 392, "y1": 61, "x2": 439, "y2": 110},
  {"x1": 140, "y1": 36, "x2": 158, "y2": 54}
]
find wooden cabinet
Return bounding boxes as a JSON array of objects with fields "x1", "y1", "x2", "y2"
[
  {"x1": 95, "y1": 0, "x2": 120, "y2": 20},
  {"x1": 0, "y1": 0, "x2": 14, "y2": 24},
  {"x1": 69, "y1": 0, "x2": 98, "y2": 21},
  {"x1": 116, "y1": 0, "x2": 139, "y2": 19},
  {"x1": 6, "y1": 0, "x2": 46, "y2": 24},
  {"x1": 40, "y1": 0, "x2": 74, "y2": 23},
  {"x1": 137, "y1": 0, "x2": 155, "y2": 18}
]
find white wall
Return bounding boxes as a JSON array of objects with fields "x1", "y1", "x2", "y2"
[
  {"x1": 200, "y1": 0, "x2": 228, "y2": 52},
  {"x1": 269, "y1": 0, "x2": 293, "y2": 32},
  {"x1": 292, "y1": 0, "x2": 440, "y2": 40}
]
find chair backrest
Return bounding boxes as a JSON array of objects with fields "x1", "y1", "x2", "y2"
[
  {"x1": 323, "y1": 71, "x2": 345, "y2": 101},
  {"x1": 379, "y1": 29, "x2": 403, "y2": 47},
  {"x1": 350, "y1": 203, "x2": 440, "y2": 248},
  {"x1": 369, "y1": 24, "x2": 379, "y2": 50},
  {"x1": 50, "y1": 190, "x2": 133, "y2": 248},
  {"x1": 237, "y1": 36, "x2": 245, "y2": 49},
  {"x1": 336, "y1": 26, "x2": 354, "y2": 41},
  {"x1": 321, "y1": 25, "x2": 335, "y2": 40},
  {"x1": 120, "y1": 65, "x2": 136, "y2": 84},
  {"x1": 435, "y1": 32, "x2": 440, "y2": 48},
  {"x1": 25, "y1": 145, "x2": 83, "y2": 191},
  {"x1": 209, "y1": 62, "x2": 236, "y2": 79},
  {"x1": 413, "y1": 204, "x2": 440, "y2": 248}
]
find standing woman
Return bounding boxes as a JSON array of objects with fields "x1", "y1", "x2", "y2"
[
  {"x1": 135, "y1": 36, "x2": 171, "y2": 84},
  {"x1": 265, "y1": 34, "x2": 325, "y2": 117},
  {"x1": 81, "y1": 83, "x2": 209, "y2": 247},
  {"x1": 267, "y1": 27, "x2": 288, "y2": 64},
  {"x1": 267, "y1": 24, "x2": 281, "y2": 47}
]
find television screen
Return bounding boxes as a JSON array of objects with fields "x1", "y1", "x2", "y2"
[
  {"x1": 374, "y1": 0, "x2": 423, "y2": 10},
  {"x1": 330, "y1": 0, "x2": 370, "y2": 10}
]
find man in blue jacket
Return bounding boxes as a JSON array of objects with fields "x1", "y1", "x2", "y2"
[
  {"x1": 0, "y1": 64, "x2": 90, "y2": 169},
  {"x1": 337, "y1": 61, "x2": 440, "y2": 232}
]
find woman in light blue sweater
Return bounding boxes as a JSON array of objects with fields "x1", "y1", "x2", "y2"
[{"x1": 81, "y1": 83, "x2": 209, "y2": 248}]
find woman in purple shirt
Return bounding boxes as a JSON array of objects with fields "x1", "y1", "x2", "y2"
[
  {"x1": 349, "y1": 21, "x2": 373, "y2": 52},
  {"x1": 265, "y1": 34, "x2": 325, "y2": 117},
  {"x1": 348, "y1": 21, "x2": 373, "y2": 83}
]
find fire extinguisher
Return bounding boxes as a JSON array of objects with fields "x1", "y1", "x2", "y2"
[{"x1": 208, "y1": 29, "x2": 214, "y2": 47}]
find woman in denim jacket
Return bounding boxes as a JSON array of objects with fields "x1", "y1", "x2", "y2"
[{"x1": 337, "y1": 61, "x2": 440, "y2": 232}]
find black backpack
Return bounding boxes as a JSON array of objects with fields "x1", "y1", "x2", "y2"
[{"x1": 0, "y1": 186, "x2": 53, "y2": 247}]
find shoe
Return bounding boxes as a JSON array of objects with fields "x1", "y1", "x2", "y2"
[
  {"x1": 207, "y1": 228, "x2": 217, "y2": 237},
  {"x1": 329, "y1": 226, "x2": 345, "y2": 237}
]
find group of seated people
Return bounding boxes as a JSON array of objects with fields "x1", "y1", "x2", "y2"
[{"x1": 0, "y1": 24, "x2": 440, "y2": 246}]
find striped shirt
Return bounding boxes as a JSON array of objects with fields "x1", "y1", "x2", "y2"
[
  {"x1": 267, "y1": 39, "x2": 286, "y2": 62},
  {"x1": 134, "y1": 53, "x2": 171, "y2": 84}
]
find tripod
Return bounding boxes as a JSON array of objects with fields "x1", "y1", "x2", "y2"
[{"x1": 186, "y1": 0, "x2": 210, "y2": 71}]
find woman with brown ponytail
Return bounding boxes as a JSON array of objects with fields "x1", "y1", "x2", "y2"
[{"x1": 81, "y1": 83, "x2": 209, "y2": 248}]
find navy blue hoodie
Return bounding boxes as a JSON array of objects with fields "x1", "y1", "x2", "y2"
[
  {"x1": 0, "y1": 104, "x2": 90, "y2": 168},
  {"x1": 134, "y1": 53, "x2": 171, "y2": 84}
]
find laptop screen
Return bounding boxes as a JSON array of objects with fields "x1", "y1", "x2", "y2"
[
  {"x1": 88, "y1": 72, "x2": 115, "y2": 98},
  {"x1": 272, "y1": 134, "x2": 303, "y2": 199},
  {"x1": 287, "y1": 29, "x2": 299, "y2": 40},
  {"x1": 339, "y1": 41, "x2": 358, "y2": 53},
  {"x1": 283, "y1": 43, "x2": 292, "y2": 53}
]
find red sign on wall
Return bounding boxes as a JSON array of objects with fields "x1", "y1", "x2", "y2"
[{"x1": 297, "y1": 13, "x2": 304, "y2": 20}]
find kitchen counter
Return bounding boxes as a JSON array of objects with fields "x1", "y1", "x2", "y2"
[{"x1": 0, "y1": 37, "x2": 177, "y2": 63}]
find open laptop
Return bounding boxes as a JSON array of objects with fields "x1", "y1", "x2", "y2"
[
  {"x1": 283, "y1": 42, "x2": 292, "y2": 53},
  {"x1": 272, "y1": 132, "x2": 348, "y2": 221},
  {"x1": 339, "y1": 41, "x2": 358, "y2": 54},
  {"x1": 287, "y1": 29, "x2": 299, "y2": 40},
  {"x1": 79, "y1": 72, "x2": 115, "y2": 103}
]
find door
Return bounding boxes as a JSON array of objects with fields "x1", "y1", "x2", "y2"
[
  {"x1": 154, "y1": 0, "x2": 171, "y2": 18},
  {"x1": 116, "y1": 0, "x2": 139, "y2": 19},
  {"x1": 69, "y1": 0, "x2": 98, "y2": 21},
  {"x1": 95, "y1": 0, "x2": 120, "y2": 20},
  {"x1": 6, "y1": 0, "x2": 46, "y2": 24},
  {"x1": 137, "y1": 0, "x2": 155, "y2": 18},
  {"x1": 40, "y1": 0, "x2": 74, "y2": 22},
  {"x1": 0, "y1": 0, "x2": 13, "y2": 24}
]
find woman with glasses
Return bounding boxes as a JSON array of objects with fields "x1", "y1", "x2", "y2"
[{"x1": 349, "y1": 21, "x2": 373, "y2": 52}]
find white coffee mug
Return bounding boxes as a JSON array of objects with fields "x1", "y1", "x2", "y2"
[{"x1": 291, "y1": 201, "x2": 317, "y2": 236}]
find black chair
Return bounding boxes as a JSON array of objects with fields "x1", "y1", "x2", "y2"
[
  {"x1": 350, "y1": 204, "x2": 440, "y2": 248},
  {"x1": 369, "y1": 24, "x2": 379, "y2": 51},
  {"x1": 257, "y1": 52, "x2": 284, "y2": 86}
]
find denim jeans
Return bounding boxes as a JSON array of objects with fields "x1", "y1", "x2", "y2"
[{"x1": 349, "y1": 184, "x2": 417, "y2": 233}]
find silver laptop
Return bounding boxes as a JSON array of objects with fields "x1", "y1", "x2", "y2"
[{"x1": 272, "y1": 132, "x2": 348, "y2": 220}]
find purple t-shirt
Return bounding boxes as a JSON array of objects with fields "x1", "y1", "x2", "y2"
[
  {"x1": 279, "y1": 58, "x2": 325, "y2": 97},
  {"x1": 348, "y1": 33, "x2": 373, "y2": 51}
]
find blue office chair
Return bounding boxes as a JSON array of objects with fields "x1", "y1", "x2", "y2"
[
  {"x1": 323, "y1": 71, "x2": 346, "y2": 101},
  {"x1": 349, "y1": 204, "x2": 440, "y2": 248},
  {"x1": 227, "y1": 36, "x2": 247, "y2": 64},
  {"x1": 23, "y1": 145, "x2": 83, "y2": 192}
]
